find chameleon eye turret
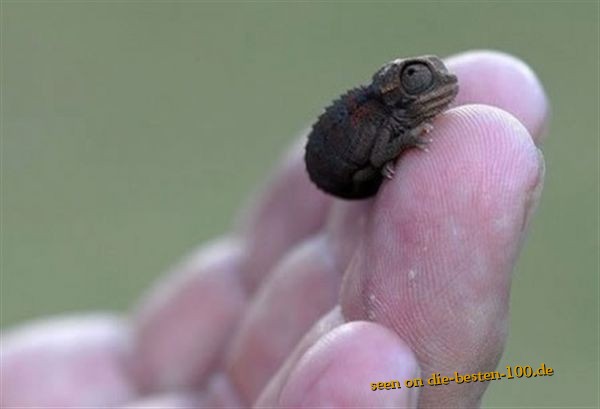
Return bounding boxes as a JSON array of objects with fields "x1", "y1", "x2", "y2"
[{"x1": 401, "y1": 63, "x2": 434, "y2": 94}]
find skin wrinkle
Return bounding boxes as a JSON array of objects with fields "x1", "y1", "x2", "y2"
[
  {"x1": 375, "y1": 213, "x2": 476, "y2": 306},
  {"x1": 419, "y1": 254, "x2": 505, "y2": 357},
  {"x1": 436, "y1": 107, "x2": 538, "y2": 266}
]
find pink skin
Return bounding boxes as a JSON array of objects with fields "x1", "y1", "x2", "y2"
[
  {"x1": 0, "y1": 315, "x2": 136, "y2": 407},
  {"x1": 1, "y1": 50, "x2": 548, "y2": 408}
]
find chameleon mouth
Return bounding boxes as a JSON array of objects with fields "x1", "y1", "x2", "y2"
[
  {"x1": 411, "y1": 81, "x2": 459, "y2": 120},
  {"x1": 423, "y1": 94, "x2": 457, "y2": 120}
]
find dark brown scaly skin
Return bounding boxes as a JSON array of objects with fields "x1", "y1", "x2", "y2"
[{"x1": 305, "y1": 55, "x2": 459, "y2": 199}]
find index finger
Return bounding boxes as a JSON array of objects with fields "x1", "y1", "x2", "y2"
[{"x1": 340, "y1": 104, "x2": 544, "y2": 407}]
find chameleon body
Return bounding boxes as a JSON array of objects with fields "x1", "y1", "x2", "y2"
[{"x1": 305, "y1": 55, "x2": 459, "y2": 199}]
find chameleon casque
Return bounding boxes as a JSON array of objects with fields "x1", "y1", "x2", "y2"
[{"x1": 305, "y1": 55, "x2": 459, "y2": 199}]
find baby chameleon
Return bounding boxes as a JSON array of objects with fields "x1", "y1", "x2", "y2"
[{"x1": 305, "y1": 55, "x2": 459, "y2": 199}]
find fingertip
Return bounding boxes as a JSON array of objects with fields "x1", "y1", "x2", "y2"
[
  {"x1": 1, "y1": 314, "x2": 136, "y2": 407},
  {"x1": 278, "y1": 321, "x2": 420, "y2": 408},
  {"x1": 379, "y1": 104, "x2": 543, "y2": 230},
  {"x1": 131, "y1": 238, "x2": 246, "y2": 392},
  {"x1": 447, "y1": 50, "x2": 549, "y2": 143}
]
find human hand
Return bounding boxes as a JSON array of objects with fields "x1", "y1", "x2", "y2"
[{"x1": 1, "y1": 50, "x2": 548, "y2": 408}]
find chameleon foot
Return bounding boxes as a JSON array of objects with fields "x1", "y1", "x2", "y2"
[
  {"x1": 382, "y1": 161, "x2": 396, "y2": 179},
  {"x1": 420, "y1": 122, "x2": 434, "y2": 134},
  {"x1": 415, "y1": 138, "x2": 433, "y2": 152},
  {"x1": 407, "y1": 122, "x2": 434, "y2": 152}
]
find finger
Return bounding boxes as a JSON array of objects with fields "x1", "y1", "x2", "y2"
[
  {"x1": 131, "y1": 238, "x2": 246, "y2": 392},
  {"x1": 0, "y1": 314, "x2": 136, "y2": 408},
  {"x1": 447, "y1": 50, "x2": 549, "y2": 143},
  {"x1": 340, "y1": 105, "x2": 544, "y2": 407},
  {"x1": 236, "y1": 137, "x2": 333, "y2": 291},
  {"x1": 257, "y1": 320, "x2": 420, "y2": 408},
  {"x1": 225, "y1": 234, "x2": 341, "y2": 403},
  {"x1": 119, "y1": 374, "x2": 243, "y2": 409}
]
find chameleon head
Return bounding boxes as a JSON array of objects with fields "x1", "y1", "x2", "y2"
[{"x1": 371, "y1": 55, "x2": 459, "y2": 121}]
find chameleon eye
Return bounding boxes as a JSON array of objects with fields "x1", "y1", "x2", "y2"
[{"x1": 401, "y1": 63, "x2": 434, "y2": 94}]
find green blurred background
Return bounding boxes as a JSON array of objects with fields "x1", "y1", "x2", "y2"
[{"x1": 2, "y1": 2, "x2": 598, "y2": 407}]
